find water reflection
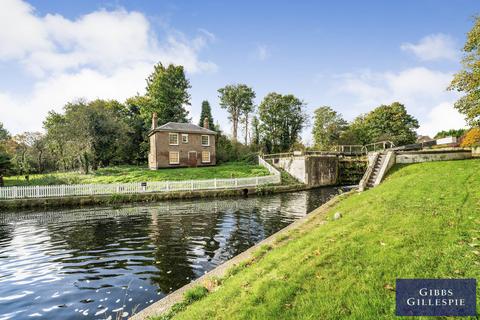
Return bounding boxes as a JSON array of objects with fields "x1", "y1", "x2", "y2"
[{"x1": 0, "y1": 188, "x2": 340, "y2": 319}]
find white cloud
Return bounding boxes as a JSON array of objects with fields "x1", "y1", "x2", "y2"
[
  {"x1": 0, "y1": 0, "x2": 217, "y2": 134},
  {"x1": 418, "y1": 102, "x2": 467, "y2": 136},
  {"x1": 401, "y1": 33, "x2": 458, "y2": 62},
  {"x1": 0, "y1": 0, "x2": 51, "y2": 60},
  {"x1": 330, "y1": 67, "x2": 467, "y2": 136}
]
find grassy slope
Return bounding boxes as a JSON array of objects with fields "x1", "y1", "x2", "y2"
[
  {"x1": 4, "y1": 162, "x2": 270, "y2": 186},
  {"x1": 166, "y1": 159, "x2": 480, "y2": 320}
]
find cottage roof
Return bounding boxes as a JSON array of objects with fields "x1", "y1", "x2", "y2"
[{"x1": 149, "y1": 122, "x2": 217, "y2": 135}]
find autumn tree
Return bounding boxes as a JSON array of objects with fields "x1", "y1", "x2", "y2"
[
  {"x1": 218, "y1": 84, "x2": 255, "y2": 142},
  {"x1": 449, "y1": 16, "x2": 480, "y2": 126}
]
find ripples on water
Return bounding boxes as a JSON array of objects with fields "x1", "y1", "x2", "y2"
[{"x1": 0, "y1": 188, "x2": 340, "y2": 319}]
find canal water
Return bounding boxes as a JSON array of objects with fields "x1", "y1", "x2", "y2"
[{"x1": 0, "y1": 188, "x2": 341, "y2": 320}]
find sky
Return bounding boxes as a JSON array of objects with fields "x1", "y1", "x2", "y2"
[{"x1": 0, "y1": 0, "x2": 478, "y2": 144}]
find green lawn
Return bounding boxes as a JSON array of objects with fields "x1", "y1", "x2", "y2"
[
  {"x1": 4, "y1": 162, "x2": 270, "y2": 186},
  {"x1": 158, "y1": 159, "x2": 480, "y2": 320}
]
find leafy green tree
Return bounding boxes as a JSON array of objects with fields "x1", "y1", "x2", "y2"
[
  {"x1": 44, "y1": 99, "x2": 131, "y2": 173},
  {"x1": 251, "y1": 116, "x2": 261, "y2": 146},
  {"x1": 258, "y1": 92, "x2": 308, "y2": 153},
  {"x1": 144, "y1": 63, "x2": 191, "y2": 125},
  {"x1": 66, "y1": 99, "x2": 131, "y2": 171},
  {"x1": 338, "y1": 115, "x2": 371, "y2": 145},
  {"x1": 0, "y1": 151, "x2": 10, "y2": 186},
  {"x1": 449, "y1": 16, "x2": 480, "y2": 126},
  {"x1": 312, "y1": 106, "x2": 348, "y2": 150},
  {"x1": 218, "y1": 84, "x2": 256, "y2": 142},
  {"x1": 434, "y1": 128, "x2": 467, "y2": 139},
  {"x1": 339, "y1": 102, "x2": 419, "y2": 146},
  {"x1": 44, "y1": 111, "x2": 72, "y2": 170},
  {"x1": 198, "y1": 100, "x2": 214, "y2": 128},
  {"x1": 122, "y1": 96, "x2": 151, "y2": 163},
  {"x1": 362, "y1": 102, "x2": 419, "y2": 145}
]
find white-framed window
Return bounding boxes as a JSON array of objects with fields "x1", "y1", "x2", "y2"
[
  {"x1": 201, "y1": 135, "x2": 210, "y2": 146},
  {"x1": 182, "y1": 134, "x2": 189, "y2": 144},
  {"x1": 169, "y1": 151, "x2": 180, "y2": 164},
  {"x1": 169, "y1": 133, "x2": 179, "y2": 145},
  {"x1": 201, "y1": 151, "x2": 210, "y2": 163}
]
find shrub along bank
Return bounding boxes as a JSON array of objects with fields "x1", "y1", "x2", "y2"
[{"x1": 153, "y1": 159, "x2": 480, "y2": 320}]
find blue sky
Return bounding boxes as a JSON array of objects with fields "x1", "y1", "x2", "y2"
[{"x1": 0, "y1": 0, "x2": 479, "y2": 143}]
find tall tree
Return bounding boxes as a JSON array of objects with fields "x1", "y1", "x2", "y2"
[
  {"x1": 0, "y1": 151, "x2": 10, "y2": 187},
  {"x1": 144, "y1": 63, "x2": 191, "y2": 125},
  {"x1": 198, "y1": 100, "x2": 214, "y2": 128},
  {"x1": 312, "y1": 106, "x2": 348, "y2": 150},
  {"x1": 0, "y1": 122, "x2": 9, "y2": 141},
  {"x1": 240, "y1": 103, "x2": 255, "y2": 145},
  {"x1": 44, "y1": 111, "x2": 72, "y2": 170},
  {"x1": 258, "y1": 92, "x2": 308, "y2": 153},
  {"x1": 122, "y1": 96, "x2": 151, "y2": 163},
  {"x1": 449, "y1": 16, "x2": 480, "y2": 126},
  {"x1": 218, "y1": 84, "x2": 256, "y2": 142},
  {"x1": 251, "y1": 116, "x2": 261, "y2": 146}
]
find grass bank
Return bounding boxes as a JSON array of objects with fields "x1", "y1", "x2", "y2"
[
  {"x1": 155, "y1": 159, "x2": 480, "y2": 320},
  {"x1": 4, "y1": 162, "x2": 269, "y2": 186}
]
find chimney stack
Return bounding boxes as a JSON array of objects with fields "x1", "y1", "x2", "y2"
[
  {"x1": 203, "y1": 117, "x2": 209, "y2": 130},
  {"x1": 152, "y1": 112, "x2": 158, "y2": 130}
]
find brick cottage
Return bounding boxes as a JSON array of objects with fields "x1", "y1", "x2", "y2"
[{"x1": 148, "y1": 113, "x2": 217, "y2": 169}]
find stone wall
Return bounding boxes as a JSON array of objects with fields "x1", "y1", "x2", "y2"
[
  {"x1": 276, "y1": 157, "x2": 307, "y2": 183},
  {"x1": 472, "y1": 147, "x2": 480, "y2": 158},
  {"x1": 305, "y1": 155, "x2": 339, "y2": 187},
  {"x1": 276, "y1": 155, "x2": 365, "y2": 187},
  {"x1": 396, "y1": 150, "x2": 472, "y2": 164},
  {"x1": 338, "y1": 159, "x2": 367, "y2": 185}
]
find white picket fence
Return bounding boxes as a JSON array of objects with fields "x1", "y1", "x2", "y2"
[{"x1": 0, "y1": 156, "x2": 282, "y2": 200}]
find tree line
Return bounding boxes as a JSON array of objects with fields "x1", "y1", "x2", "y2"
[
  {"x1": 0, "y1": 62, "x2": 311, "y2": 182},
  {"x1": 3, "y1": 14, "x2": 480, "y2": 184}
]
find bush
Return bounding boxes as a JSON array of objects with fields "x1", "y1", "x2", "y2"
[
  {"x1": 216, "y1": 134, "x2": 258, "y2": 164},
  {"x1": 460, "y1": 127, "x2": 480, "y2": 147}
]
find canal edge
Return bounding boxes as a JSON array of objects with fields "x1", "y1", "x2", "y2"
[
  {"x1": 0, "y1": 184, "x2": 309, "y2": 211},
  {"x1": 129, "y1": 188, "x2": 356, "y2": 320}
]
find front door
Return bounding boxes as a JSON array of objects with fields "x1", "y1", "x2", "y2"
[{"x1": 188, "y1": 151, "x2": 197, "y2": 167}]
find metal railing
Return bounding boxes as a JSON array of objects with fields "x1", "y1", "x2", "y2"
[{"x1": 362, "y1": 141, "x2": 395, "y2": 153}]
